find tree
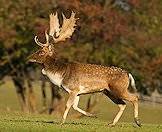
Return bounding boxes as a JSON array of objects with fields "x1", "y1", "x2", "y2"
[{"x1": 0, "y1": 0, "x2": 162, "y2": 114}]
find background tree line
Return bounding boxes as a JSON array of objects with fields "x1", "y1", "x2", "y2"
[{"x1": 0, "y1": 0, "x2": 162, "y2": 112}]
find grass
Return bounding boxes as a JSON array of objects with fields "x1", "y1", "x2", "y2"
[
  {"x1": 0, "y1": 112, "x2": 162, "y2": 132},
  {"x1": 0, "y1": 80, "x2": 162, "y2": 131}
]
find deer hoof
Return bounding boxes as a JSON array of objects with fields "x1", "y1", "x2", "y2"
[
  {"x1": 91, "y1": 114, "x2": 97, "y2": 118},
  {"x1": 60, "y1": 119, "x2": 65, "y2": 126},
  {"x1": 88, "y1": 113, "x2": 97, "y2": 118},
  {"x1": 60, "y1": 122, "x2": 64, "y2": 125},
  {"x1": 108, "y1": 123, "x2": 115, "y2": 127},
  {"x1": 134, "y1": 118, "x2": 142, "y2": 127}
]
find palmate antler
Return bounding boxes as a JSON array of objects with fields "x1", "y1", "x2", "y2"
[
  {"x1": 35, "y1": 11, "x2": 78, "y2": 46},
  {"x1": 49, "y1": 11, "x2": 78, "y2": 43}
]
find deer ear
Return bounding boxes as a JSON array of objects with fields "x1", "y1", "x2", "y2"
[{"x1": 48, "y1": 45, "x2": 53, "y2": 56}]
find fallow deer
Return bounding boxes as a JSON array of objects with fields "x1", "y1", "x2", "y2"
[{"x1": 28, "y1": 11, "x2": 141, "y2": 127}]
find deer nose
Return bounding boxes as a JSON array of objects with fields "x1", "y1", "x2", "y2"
[{"x1": 27, "y1": 55, "x2": 35, "y2": 62}]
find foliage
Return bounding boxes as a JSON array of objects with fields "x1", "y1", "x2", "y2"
[{"x1": 0, "y1": 0, "x2": 162, "y2": 95}]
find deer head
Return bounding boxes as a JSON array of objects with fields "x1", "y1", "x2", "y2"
[{"x1": 28, "y1": 11, "x2": 78, "y2": 63}]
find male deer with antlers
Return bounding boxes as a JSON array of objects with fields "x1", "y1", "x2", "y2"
[{"x1": 28, "y1": 11, "x2": 141, "y2": 127}]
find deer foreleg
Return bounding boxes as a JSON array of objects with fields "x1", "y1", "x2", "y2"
[
  {"x1": 62, "y1": 93, "x2": 77, "y2": 124},
  {"x1": 72, "y1": 96, "x2": 94, "y2": 117}
]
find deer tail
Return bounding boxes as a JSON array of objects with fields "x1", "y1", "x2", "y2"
[{"x1": 128, "y1": 73, "x2": 137, "y2": 93}]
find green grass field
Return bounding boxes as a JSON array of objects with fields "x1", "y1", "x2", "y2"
[{"x1": 0, "y1": 80, "x2": 162, "y2": 131}]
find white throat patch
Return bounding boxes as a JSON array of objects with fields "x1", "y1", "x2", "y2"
[
  {"x1": 42, "y1": 69, "x2": 46, "y2": 75},
  {"x1": 42, "y1": 69, "x2": 63, "y2": 87}
]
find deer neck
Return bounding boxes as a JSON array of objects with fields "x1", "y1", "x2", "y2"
[{"x1": 42, "y1": 56, "x2": 69, "y2": 87}]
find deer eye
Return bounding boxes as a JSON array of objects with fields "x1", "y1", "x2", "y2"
[{"x1": 39, "y1": 51, "x2": 45, "y2": 56}]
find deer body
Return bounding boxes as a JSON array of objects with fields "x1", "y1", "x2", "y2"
[
  {"x1": 40, "y1": 56, "x2": 128, "y2": 95},
  {"x1": 28, "y1": 11, "x2": 141, "y2": 127}
]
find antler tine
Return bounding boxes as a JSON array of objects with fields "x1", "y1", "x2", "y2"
[
  {"x1": 49, "y1": 12, "x2": 60, "y2": 38},
  {"x1": 34, "y1": 31, "x2": 49, "y2": 47},
  {"x1": 62, "y1": 12, "x2": 66, "y2": 20},
  {"x1": 34, "y1": 36, "x2": 44, "y2": 47},
  {"x1": 45, "y1": 30, "x2": 49, "y2": 44}
]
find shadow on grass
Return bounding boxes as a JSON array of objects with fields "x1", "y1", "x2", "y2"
[
  {"x1": 3, "y1": 118, "x2": 57, "y2": 124},
  {"x1": 3, "y1": 118, "x2": 89, "y2": 126}
]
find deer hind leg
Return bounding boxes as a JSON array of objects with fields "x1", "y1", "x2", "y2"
[
  {"x1": 103, "y1": 89, "x2": 126, "y2": 126},
  {"x1": 123, "y1": 93, "x2": 141, "y2": 127},
  {"x1": 72, "y1": 96, "x2": 95, "y2": 117}
]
